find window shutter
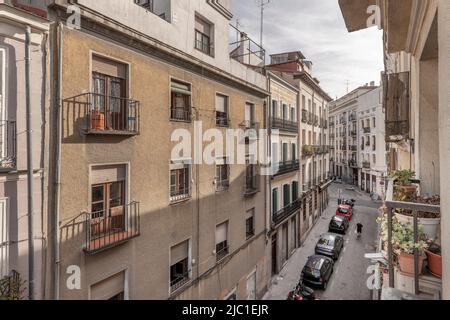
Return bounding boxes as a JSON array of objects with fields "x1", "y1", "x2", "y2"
[
  {"x1": 90, "y1": 271, "x2": 125, "y2": 300},
  {"x1": 216, "y1": 94, "x2": 227, "y2": 113},
  {"x1": 272, "y1": 189, "x2": 278, "y2": 214},
  {"x1": 216, "y1": 222, "x2": 228, "y2": 244},
  {"x1": 171, "y1": 240, "x2": 189, "y2": 265},
  {"x1": 91, "y1": 165, "x2": 126, "y2": 184},
  {"x1": 92, "y1": 55, "x2": 127, "y2": 79}
]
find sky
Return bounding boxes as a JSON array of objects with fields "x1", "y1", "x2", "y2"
[{"x1": 230, "y1": 0, "x2": 384, "y2": 99}]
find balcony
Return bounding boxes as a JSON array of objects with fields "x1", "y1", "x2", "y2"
[
  {"x1": 241, "y1": 121, "x2": 260, "y2": 143},
  {"x1": 273, "y1": 160, "x2": 300, "y2": 177},
  {"x1": 0, "y1": 121, "x2": 17, "y2": 172},
  {"x1": 362, "y1": 161, "x2": 371, "y2": 169},
  {"x1": 271, "y1": 117, "x2": 298, "y2": 132},
  {"x1": 272, "y1": 199, "x2": 301, "y2": 226},
  {"x1": 65, "y1": 93, "x2": 140, "y2": 136},
  {"x1": 216, "y1": 112, "x2": 230, "y2": 127},
  {"x1": 84, "y1": 202, "x2": 140, "y2": 254},
  {"x1": 350, "y1": 145, "x2": 358, "y2": 152},
  {"x1": 302, "y1": 145, "x2": 315, "y2": 158},
  {"x1": 348, "y1": 160, "x2": 358, "y2": 168},
  {"x1": 244, "y1": 172, "x2": 260, "y2": 196},
  {"x1": 383, "y1": 180, "x2": 441, "y2": 298},
  {"x1": 349, "y1": 113, "x2": 357, "y2": 122},
  {"x1": 133, "y1": 0, "x2": 171, "y2": 21},
  {"x1": 350, "y1": 130, "x2": 357, "y2": 137},
  {"x1": 363, "y1": 127, "x2": 371, "y2": 134}
]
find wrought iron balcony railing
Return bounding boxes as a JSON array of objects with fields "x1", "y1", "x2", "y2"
[
  {"x1": 362, "y1": 161, "x2": 371, "y2": 169},
  {"x1": 0, "y1": 121, "x2": 17, "y2": 172},
  {"x1": 84, "y1": 201, "x2": 140, "y2": 254},
  {"x1": 273, "y1": 160, "x2": 300, "y2": 176},
  {"x1": 363, "y1": 127, "x2": 371, "y2": 134},
  {"x1": 244, "y1": 173, "x2": 260, "y2": 196},
  {"x1": 64, "y1": 93, "x2": 140, "y2": 135},
  {"x1": 271, "y1": 117, "x2": 298, "y2": 132},
  {"x1": 272, "y1": 199, "x2": 301, "y2": 225}
]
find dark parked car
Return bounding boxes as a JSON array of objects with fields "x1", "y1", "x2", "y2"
[
  {"x1": 329, "y1": 216, "x2": 350, "y2": 234},
  {"x1": 315, "y1": 233, "x2": 344, "y2": 260},
  {"x1": 287, "y1": 282, "x2": 316, "y2": 300},
  {"x1": 301, "y1": 255, "x2": 334, "y2": 289}
]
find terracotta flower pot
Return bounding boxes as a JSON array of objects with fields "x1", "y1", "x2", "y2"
[
  {"x1": 398, "y1": 252, "x2": 425, "y2": 275},
  {"x1": 91, "y1": 111, "x2": 105, "y2": 130},
  {"x1": 425, "y1": 249, "x2": 442, "y2": 278}
]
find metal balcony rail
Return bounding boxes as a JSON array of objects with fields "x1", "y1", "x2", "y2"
[
  {"x1": 349, "y1": 113, "x2": 357, "y2": 121},
  {"x1": 350, "y1": 145, "x2": 358, "y2": 151},
  {"x1": 362, "y1": 161, "x2": 371, "y2": 169},
  {"x1": 271, "y1": 117, "x2": 298, "y2": 132},
  {"x1": 85, "y1": 201, "x2": 140, "y2": 254},
  {"x1": 170, "y1": 107, "x2": 192, "y2": 122},
  {"x1": 170, "y1": 272, "x2": 190, "y2": 293},
  {"x1": 229, "y1": 24, "x2": 266, "y2": 63},
  {"x1": 0, "y1": 121, "x2": 17, "y2": 171},
  {"x1": 65, "y1": 93, "x2": 140, "y2": 135},
  {"x1": 363, "y1": 127, "x2": 371, "y2": 134},
  {"x1": 350, "y1": 130, "x2": 357, "y2": 136},
  {"x1": 244, "y1": 173, "x2": 260, "y2": 195},
  {"x1": 273, "y1": 199, "x2": 301, "y2": 225},
  {"x1": 216, "y1": 245, "x2": 230, "y2": 262},
  {"x1": 216, "y1": 179, "x2": 230, "y2": 191},
  {"x1": 274, "y1": 160, "x2": 300, "y2": 176},
  {"x1": 216, "y1": 112, "x2": 230, "y2": 127},
  {"x1": 384, "y1": 180, "x2": 440, "y2": 295},
  {"x1": 348, "y1": 160, "x2": 358, "y2": 168},
  {"x1": 134, "y1": 0, "x2": 169, "y2": 21}
]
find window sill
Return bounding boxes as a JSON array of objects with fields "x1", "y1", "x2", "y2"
[{"x1": 170, "y1": 118, "x2": 192, "y2": 124}]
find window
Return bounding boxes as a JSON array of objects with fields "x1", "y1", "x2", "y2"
[
  {"x1": 245, "y1": 103, "x2": 255, "y2": 126},
  {"x1": 302, "y1": 130, "x2": 306, "y2": 146},
  {"x1": 170, "y1": 240, "x2": 190, "y2": 292},
  {"x1": 90, "y1": 165, "x2": 127, "y2": 234},
  {"x1": 216, "y1": 222, "x2": 229, "y2": 261},
  {"x1": 290, "y1": 107, "x2": 296, "y2": 123},
  {"x1": 170, "y1": 80, "x2": 192, "y2": 122},
  {"x1": 170, "y1": 162, "x2": 191, "y2": 202},
  {"x1": 272, "y1": 188, "x2": 279, "y2": 214},
  {"x1": 216, "y1": 94, "x2": 229, "y2": 127},
  {"x1": 134, "y1": 0, "x2": 153, "y2": 11},
  {"x1": 246, "y1": 209, "x2": 255, "y2": 240},
  {"x1": 282, "y1": 104, "x2": 288, "y2": 120},
  {"x1": 292, "y1": 144, "x2": 297, "y2": 161},
  {"x1": 215, "y1": 157, "x2": 229, "y2": 191},
  {"x1": 282, "y1": 143, "x2": 289, "y2": 162},
  {"x1": 195, "y1": 15, "x2": 213, "y2": 56},
  {"x1": 373, "y1": 117, "x2": 376, "y2": 127},
  {"x1": 373, "y1": 154, "x2": 376, "y2": 165},
  {"x1": 283, "y1": 184, "x2": 291, "y2": 207},
  {"x1": 271, "y1": 100, "x2": 278, "y2": 118},
  {"x1": 372, "y1": 136, "x2": 376, "y2": 151},
  {"x1": 302, "y1": 95, "x2": 306, "y2": 109},
  {"x1": 90, "y1": 271, "x2": 126, "y2": 300},
  {"x1": 91, "y1": 55, "x2": 128, "y2": 131},
  {"x1": 292, "y1": 181, "x2": 299, "y2": 201}
]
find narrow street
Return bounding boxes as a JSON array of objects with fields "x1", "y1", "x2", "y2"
[{"x1": 263, "y1": 183, "x2": 381, "y2": 300}]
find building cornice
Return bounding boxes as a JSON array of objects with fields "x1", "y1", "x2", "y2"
[
  {"x1": 206, "y1": 0, "x2": 233, "y2": 20},
  {"x1": 0, "y1": 3, "x2": 50, "y2": 32}
]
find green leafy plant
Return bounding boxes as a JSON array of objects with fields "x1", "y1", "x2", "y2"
[
  {"x1": 377, "y1": 216, "x2": 429, "y2": 255},
  {"x1": 390, "y1": 170, "x2": 416, "y2": 186},
  {"x1": 0, "y1": 272, "x2": 26, "y2": 300}
]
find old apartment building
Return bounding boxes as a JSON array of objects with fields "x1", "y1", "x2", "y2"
[
  {"x1": 266, "y1": 52, "x2": 332, "y2": 244},
  {"x1": 329, "y1": 83, "x2": 387, "y2": 197},
  {"x1": 44, "y1": 0, "x2": 270, "y2": 300},
  {"x1": 0, "y1": 0, "x2": 50, "y2": 299},
  {"x1": 339, "y1": 0, "x2": 449, "y2": 299},
  {"x1": 266, "y1": 71, "x2": 300, "y2": 276}
]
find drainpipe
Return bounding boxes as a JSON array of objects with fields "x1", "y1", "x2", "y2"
[
  {"x1": 53, "y1": 22, "x2": 63, "y2": 300},
  {"x1": 25, "y1": 25, "x2": 35, "y2": 300}
]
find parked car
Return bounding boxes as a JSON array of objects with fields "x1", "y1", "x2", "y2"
[
  {"x1": 315, "y1": 233, "x2": 344, "y2": 260},
  {"x1": 341, "y1": 198, "x2": 356, "y2": 208},
  {"x1": 336, "y1": 204, "x2": 353, "y2": 221},
  {"x1": 301, "y1": 255, "x2": 334, "y2": 290},
  {"x1": 328, "y1": 216, "x2": 349, "y2": 234},
  {"x1": 287, "y1": 282, "x2": 316, "y2": 300},
  {"x1": 335, "y1": 177, "x2": 343, "y2": 184}
]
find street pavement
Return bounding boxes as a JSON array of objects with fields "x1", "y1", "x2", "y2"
[{"x1": 263, "y1": 182, "x2": 381, "y2": 300}]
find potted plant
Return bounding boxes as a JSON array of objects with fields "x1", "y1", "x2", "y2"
[
  {"x1": 378, "y1": 216, "x2": 428, "y2": 275},
  {"x1": 391, "y1": 170, "x2": 417, "y2": 195},
  {"x1": 425, "y1": 242, "x2": 442, "y2": 278},
  {"x1": 394, "y1": 195, "x2": 441, "y2": 240}
]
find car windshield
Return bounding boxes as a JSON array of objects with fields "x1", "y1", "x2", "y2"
[
  {"x1": 338, "y1": 208, "x2": 349, "y2": 214},
  {"x1": 333, "y1": 218, "x2": 343, "y2": 226},
  {"x1": 318, "y1": 237, "x2": 334, "y2": 246}
]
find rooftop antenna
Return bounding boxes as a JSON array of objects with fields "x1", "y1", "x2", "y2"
[{"x1": 257, "y1": 0, "x2": 270, "y2": 48}]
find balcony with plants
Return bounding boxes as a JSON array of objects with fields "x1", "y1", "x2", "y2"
[{"x1": 378, "y1": 171, "x2": 442, "y2": 299}]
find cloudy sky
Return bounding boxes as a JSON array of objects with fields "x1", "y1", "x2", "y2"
[{"x1": 230, "y1": 0, "x2": 384, "y2": 99}]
